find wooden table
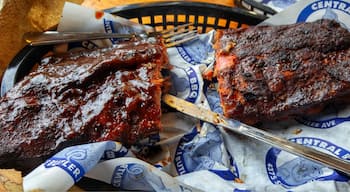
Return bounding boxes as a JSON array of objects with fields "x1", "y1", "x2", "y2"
[{"x1": 82, "y1": 0, "x2": 235, "y2": 10}]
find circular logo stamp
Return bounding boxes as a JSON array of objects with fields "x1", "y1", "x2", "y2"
[
  {"x1": 266, "y1": 137, "x2": 349, "y2": 188},
  {"x1": 176, "y1": 34, "x2": 214, "y2": 66},
  {"x1": 297, "y1": 0, "x2": 350, "y2": 29},
  {"x1": 169, "y1": 66, "x2": 200, "y2": 103}
]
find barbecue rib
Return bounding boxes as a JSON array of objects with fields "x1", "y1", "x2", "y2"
[
  {"x1": 214, "y1": 19, "x2": 350, "y2": 124},
  {"x1": 0, "y1": 39, "x2": 169, "y2": 171}
]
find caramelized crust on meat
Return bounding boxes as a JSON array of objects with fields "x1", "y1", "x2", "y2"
[
  {"x1": 0, "y1": 39, "x2": 169, "y2": 171},
  {"x1": 214, "y1": 19, "x2": 350, "y2": 124}
]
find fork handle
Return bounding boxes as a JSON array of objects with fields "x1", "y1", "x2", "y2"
[{"x1": 23, "y1": 31, "x2": 136, "y2": 46}]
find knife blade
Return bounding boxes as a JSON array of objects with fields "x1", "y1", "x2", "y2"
[{"x1": 162, "y1": 93, "x2": 350, "y2": 175}]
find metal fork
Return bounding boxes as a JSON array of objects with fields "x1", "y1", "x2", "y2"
[{"x1": 23, "y1": 23, "x2": 198, "y2": 47}]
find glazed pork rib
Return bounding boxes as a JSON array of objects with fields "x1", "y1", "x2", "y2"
[
  {"x1": 0, "y1": 39, "x2": 168, "y2": 170},
  {"x1": 215, "y1": 19, "x2": 350, "y2": 124}
]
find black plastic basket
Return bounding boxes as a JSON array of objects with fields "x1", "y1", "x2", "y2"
[
  {"x1": 0, "y1": 1, "x2": 267, "y2": 190},
  {"x1": 235, "y1": 0, "x2": 277, "y2": 16},
  {"x1": 106, "y1": 1, "x2": 266, "y2": 32}
]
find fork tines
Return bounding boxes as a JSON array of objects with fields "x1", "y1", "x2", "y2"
[
  {"x1": 24, "y1": 23, "x2": 198, "y2": 47},
  {"x1": 159, "y1": 23, "x2": 198, "y2": 48}
]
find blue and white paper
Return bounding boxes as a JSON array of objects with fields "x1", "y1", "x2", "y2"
[
  {"x1": 23, "y1": 141, "x2": 133, "y2": 191},
  {"x1": 23, "y1": 1, "x2": 350, "y2": 192}
]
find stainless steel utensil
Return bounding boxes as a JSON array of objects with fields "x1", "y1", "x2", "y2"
[
  {"x1": 162, "y1": 94, "x2": 350, "y2": 175},
  {"x1": 23, "y1": 23, "x2": 198, "y2": 47}
]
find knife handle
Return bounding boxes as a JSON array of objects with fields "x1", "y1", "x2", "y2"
[{"x1": 162, "y1": 94, "x2": 350, "y2": 176}]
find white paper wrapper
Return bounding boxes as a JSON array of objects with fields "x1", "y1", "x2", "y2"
[
  {"x1": 85, "y1": 157, "x2": 202, "y2": 192},
  {"x1": 57, "y1": 2, "x2": 153, "y2": 49},
  {"x1": 23, "y1": 1, "x2": 350, "y2": 192}
]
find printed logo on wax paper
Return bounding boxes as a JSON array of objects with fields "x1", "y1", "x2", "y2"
[
  {"x1": 297, "y1": 0, "x2": 350, "y2": 29},
  {"x1": 295, "y1": 104, "x2": 350, "y2": 129},
  {"x1": 169, "y1": 66, "x2": 200, "y2": 103},
  {"x1": 104, "y1": 19, "x2": 119, "y2": 44},
  {"x1": 68, "y1": 41, "x2": 99, "y2": 50},
  {"x1": 111, "y1": 163, "x2": 170, "y2": 191},
  {"x1": 176, "y1": 34, "x2": 214, "y2": 66},
  {"x1": 266, "y1": 137, "x2": 350, "y2": 188},
  {"x1": 296, "y1": 115, "x2": 350, "y2": 129},
  {"x1": 44, "y1": 152, "x2": 86, "y2": 182},
  {"x1": 174, "y1": 127, "x2": 239, "y2": 180},
  {"x1": 52, "y1": 41, "x2": 99, "y2": 54},
  {"x1": 100, "y1": 146, "x2": 129, "y2": 160}
]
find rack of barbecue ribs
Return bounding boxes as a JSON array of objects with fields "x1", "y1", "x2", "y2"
[
  {"x1": 0, "y1": 39, "x2": 169, "y2": 171},
  {"x1": 214, "y1": 19, "x2": 350, "y2": 124}
]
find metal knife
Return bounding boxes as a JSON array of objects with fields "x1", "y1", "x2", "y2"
[{"x1": 162, "y1": 94, "x2": 350, "y2": 175}]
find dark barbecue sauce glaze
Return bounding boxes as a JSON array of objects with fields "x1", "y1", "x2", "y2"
[{"x1": 0, "y1": 39, "x2": 169, "y2": 171}]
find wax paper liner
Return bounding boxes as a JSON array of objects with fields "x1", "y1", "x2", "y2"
[
  {"x1": 24, "y1": 141, "x2": 133, "y2": 191},
  {"x1": 24, "y1": 1, "x2": 350, "y2": 192}
]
